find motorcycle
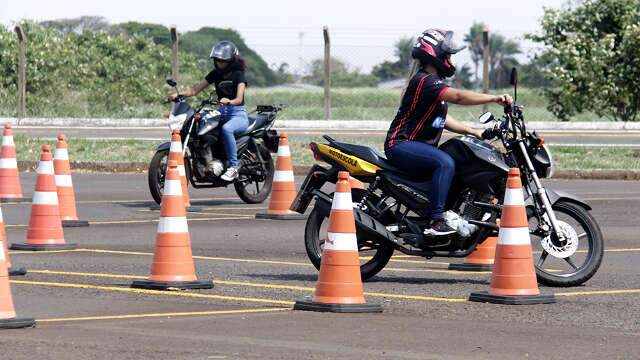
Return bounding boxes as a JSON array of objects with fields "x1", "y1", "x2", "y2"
[
  {"x1": 148, "y1": 79, "x2": 282, "y2": 205},
  {"x1": 290, "y1": 68, "x2": 603, "y2": 287}
]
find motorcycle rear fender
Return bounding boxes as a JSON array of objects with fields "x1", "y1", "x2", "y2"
[{"x1": 525, "y1": 187, "x2": 591, "y2": 211}]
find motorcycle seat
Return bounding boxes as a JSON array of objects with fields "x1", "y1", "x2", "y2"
[
  {"x1": 330, "y1": 141, "x2": 430, "y2": 180},
  {"x1": 240, "y1": 114, "x2": 272, "y2": 136}
]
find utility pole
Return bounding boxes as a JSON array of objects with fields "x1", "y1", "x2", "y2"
[
  {"x1": 323, "y1": 26, "x2": 331, "y2": 120},
  {"x1": 15, "y1": 24, "x2": 26, "y2": 119},
  {"x1": 170, "y1": 25, "x2": 178, "y2": 82},
  {"x1": 482, "y1": 26, "x2": 490, "y2": 112}
]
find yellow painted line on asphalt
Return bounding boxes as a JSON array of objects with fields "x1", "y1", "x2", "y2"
[
  {"x1": 10, "y1": 280, "x2": 296, "y2": 306},
  {"x1": 8, "y1": 249, "x2": 84, "y2": 255},
  {"x1": 584, "y1": 197, "x2": 640, "y2": 201},
  {"x1": 37, "y1": 308, "x2": 291, "y2": 323},
  {"x1": 74, "y1": 248, "x2": 489, "y2": 274},
  {"x1": 27, "y1": 269, "x2": 467, "y2": 302},
  {"x1": 555, "y1": 289, "x2": 640, "y2": 297},
  {"x1": 74, "y1": 197, "x2": 239, "y2": 205}
]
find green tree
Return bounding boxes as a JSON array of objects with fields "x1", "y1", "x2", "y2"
[
  {"x1": 371, "y1": 37, "x2": 414, "y2": 81},
  {"x1": 40, "y1": 16, "x2": 112, "y2": 34},
  {"x1": 464, "y1": 22, "x2": 485, "y2": 84},
  {"x1": 529, "y1": 0, "x2": 640, "y2": 121},
  {"x1": 488, "y1": 34, "x2": 520, "y2": 88},
  {"x1": 304, "y1": 57, "x2": 378, "y2": 87},
  {"x1": 117, "y1": 22, "x2": 172, "y2": 46},
  {"x1": 451, "y1": 64, "x2": 474, "y2": 89}
]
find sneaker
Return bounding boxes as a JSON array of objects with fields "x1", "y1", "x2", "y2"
[
  {"x1": 220, "y1": 167, "x2": 239, "y2": 182},
  {"x1": 423, "y1": 218, "x2": 457, "y2": 237}
]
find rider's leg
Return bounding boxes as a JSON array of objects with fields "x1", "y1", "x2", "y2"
[
  {"x1": 385, "y1": 141, "x2": 456, "y2": 235},
  {"x1": 220, "y1": 106, "x2": 249, "y2": 181}
]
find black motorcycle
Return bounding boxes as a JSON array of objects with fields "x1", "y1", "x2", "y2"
[
  {"x1": 148, "y1": 79, "x2": 281, "y2": 205},
  {"x1": 291, "y1": 69, "x2": 603, "y2": 287}
]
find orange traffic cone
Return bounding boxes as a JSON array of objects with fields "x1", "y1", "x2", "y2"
[
  {"x1": 151, "y1": 130, "x2": 201, "y2": 212},
  {"x1": 0, "y1": 203, "x2": 26, "y2": 276},
  {"x1": 10, "y1": 145, "x2": 76, "y2": 251},
  {"x1": 131, "y1": 160, "x2": 212, "y2": 290},
  {"x1": 0, "y1": 236, "x2": 35, "y2": 329},
  {"x1": 54, "y1": 134, "x2": 88, "y2": 227},
  {"x1": 256, "y1": 132, "x2": 305, "y2": 220},
  {"x1": 469, "y1": 168, "x2": 555, "y2": 305},
  {"x1": 449, "y1": 220, "x2": 499, "y2": 272},
  {"x1": 294, "y1": 171, "x2": 381, "y2": 313},
  {"x1": 0, "y1": 124, "x2": 30, "y2": 203}
]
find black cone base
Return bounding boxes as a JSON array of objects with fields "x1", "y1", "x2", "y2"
[
  {"x1": 294, "y1": 300, "x2": 383, "y2": 313},
  {"x1": 131, "y1": 279, "x2": 213, "y2": 291},
  {"x1": 448, "y1": 263, "x2": 493, "y2": 271},
  {"x1": 255, "y1": 212, "x2": 306, "y2": 220},
  {"x1": 62, "y1": 220, "x2": 90, "y2": 227},
  {"x1": 0, "y1": 317, "x2": 36, "y2": 329},
  {"x1": 10, "y1": 243, "x2": 78, "y2": 251},
  {"x1": 0, "y1": 197, "x2": 31, "y2": 204},
  {"x1": 469, "y1": 291, "x2": 556, "y2": 305},
  {"x1": 150, "y1": 205, "x2": 202, "y2": 213},
  {"x1": 9, "y1": 267, "x2": 27, "y2": 276}
]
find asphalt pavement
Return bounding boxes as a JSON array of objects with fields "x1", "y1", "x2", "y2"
[{"x1": 2, "y1": 174, "x2": 639, "y2": 359}]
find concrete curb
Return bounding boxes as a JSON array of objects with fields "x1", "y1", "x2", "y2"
[
  {"x1": 16, "y1": 161, "x2": 640, "y2": 180},
  {"x1": 4, "y1": 117, "x2": 640, "y2": 131}
]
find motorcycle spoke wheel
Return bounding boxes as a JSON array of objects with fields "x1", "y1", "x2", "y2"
[{"x1": 528, "y1": 201, "x2": 603, "y2": 287}]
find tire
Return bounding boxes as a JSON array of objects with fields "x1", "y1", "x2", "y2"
[
  {"x1": 234, "y1": 144, "x2": 274, "y2": 204},
  {"x1": 530, "y1": 201, "x2": 604, "y2": 287},
  {"x1": 148, "y1": 150, "x2": 169, "y2": 205},
  {"x1": 304, "y1": 194, "x2": 395, "y2": 281}
]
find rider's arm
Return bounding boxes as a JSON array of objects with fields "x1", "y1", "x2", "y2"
[
  {"x1": 176, "y1": 80, "x2": 209, "y2": 98},
  {"x1": 222, "y1": 83, "x2": 246, "y2": 106},
  {"x1": 441, "y1": 88, "x2": 512, "y2": 106},
  {"x1": 445, "y1": 114, "x2": 483, "y2": 139}
]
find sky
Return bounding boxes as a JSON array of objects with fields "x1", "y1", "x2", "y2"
[{"x1": 0, "y1": 0, "x2": 569, "y2": 74}]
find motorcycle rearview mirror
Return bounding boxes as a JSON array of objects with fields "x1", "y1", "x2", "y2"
[
  {"x1": 166, "y1": 78, "x2": 177, "y2": 88},
  {"x1": 479, "y1": 111, "x2": 495, "y2": 124}
]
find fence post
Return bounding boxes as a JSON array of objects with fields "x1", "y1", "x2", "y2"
[
  {"x1": 323, "y1": 26, "x2": 331, "y2": 120},
  {"x1": 14, "y1": 24, "x2": 26, "y2": 119},
  {"x1": 170, "y1": 25, "x2": 178, "y2": 82},
  {"x1": 482, "y1": 26, "x2": 490, "y2": 112}
]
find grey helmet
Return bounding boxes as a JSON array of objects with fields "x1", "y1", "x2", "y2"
[{"x1": 210, "y1": 40, "x2": 239, "y2": 62}]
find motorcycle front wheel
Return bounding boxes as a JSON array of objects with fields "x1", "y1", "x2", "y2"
[{"x1": 530, "y1": 201, "x2": 604, "y2": 287}]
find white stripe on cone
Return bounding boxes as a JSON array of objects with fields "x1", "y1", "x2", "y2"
[
  {"x1": 170, "y1": 141, "x2": 182, "y2": 153},
  {"x1": 0, "y1": 207, "x2": 3, "y2": 222},
  {"x1": 2, "y1": 136, "x2": 14, "y2": 146},
  {"x1": 273, "y1": 170, "x2": 294, "y2": 182},
  {"x1": 37, "y1": 160, "x2": 55, "y2": 175},
  {"x1": 163, "y1": 179, "x2": 182, "y2": 196},
  {"x1": 55, "y1": 174, "x2": 73, "y2": 187},
  {"x1": 0, "y1": 241, "x2": 4, "y2": 261},
  {"x1": 178, "y1": 165, "x2": 186, "y2": 177},
  {"x1": 277, "y1": 145, "x2": 291, "y2": 157},
  {"x1": 0, "y1": 158, "x2": 17, "y2": 169},
  {"x1": 157, "y1": 216, "x2": 188, "y2": 233},
  {"x1": 497, "y1": 227, "x2": 532, "y2": 245},
  {"x1": 332, "y1": 192, "x2": 354, "y2": 210},
  {"x1": 324, "y1": 232, "x2": 358, "y2": 251},
  {"x1": 33, "y1": 191, "x2": 59, "y2": 205},
  {"x1": 504, "y1": 188, "x2": 525, "y2": 206},
  {"x1": 54, "y1": 148, "x2": 69, "y2": 160}
]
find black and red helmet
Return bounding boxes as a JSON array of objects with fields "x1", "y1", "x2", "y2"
[{"x1": 412, "y1": 29, "x2": 466, "y2": 78}]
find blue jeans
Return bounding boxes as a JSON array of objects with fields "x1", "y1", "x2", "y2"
[
  {"x1": 385, "y1": 141, "x2": 455, "y2": 220},
  {"x1": 219, "y1": 105, "x2": 249, "y2": 167}
]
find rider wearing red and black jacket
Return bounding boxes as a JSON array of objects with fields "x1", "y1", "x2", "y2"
[{"x1": 385, "y1": 29, "x2": 512, "y2": 237}]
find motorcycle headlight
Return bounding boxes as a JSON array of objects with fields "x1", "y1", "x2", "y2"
[{"x1": 168, "y1": 113, "x2": 187, "y2": 131}]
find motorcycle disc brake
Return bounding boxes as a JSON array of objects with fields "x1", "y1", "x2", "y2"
[{"x1": 541, "y1": 220, "x2": 579, "y2": 258}]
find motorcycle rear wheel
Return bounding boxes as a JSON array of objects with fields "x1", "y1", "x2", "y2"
[
  {"x1": 234, "y1": 144, "x2": 274, "y2": 204},
  {"x1": 304, "y1": 190, "x2": 395, "y2": 281}
]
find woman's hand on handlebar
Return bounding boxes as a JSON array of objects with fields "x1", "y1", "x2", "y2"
[{"x1": 494, "y1": 94, "x2": 513, "y2": 107}]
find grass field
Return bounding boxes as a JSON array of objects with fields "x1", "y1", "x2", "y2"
[
  {"x1": 16, "y1": 135, "x2": 637, "y2": 172},
  {"x1": 0, "y1": 87, "x2": 602, "y2": 121}
]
